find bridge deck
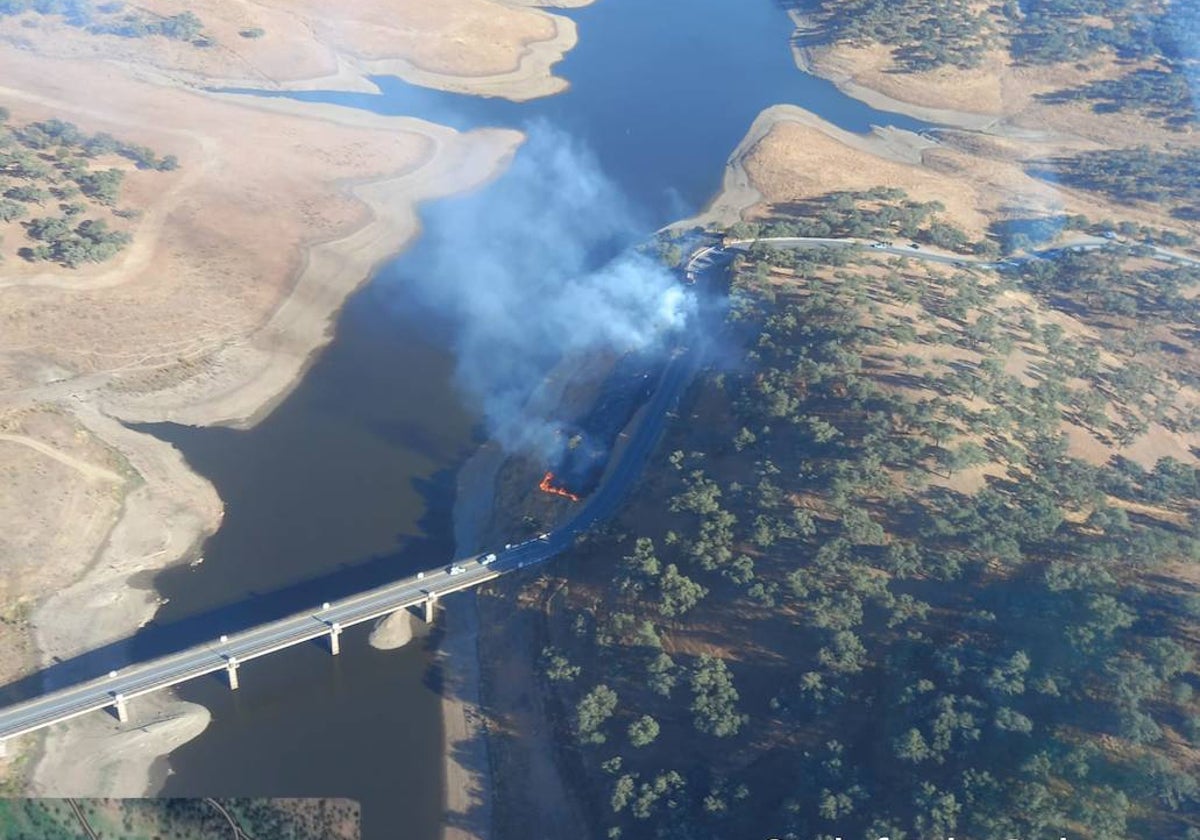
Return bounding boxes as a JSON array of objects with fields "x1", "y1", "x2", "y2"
[
  {"x1": 0, "y1": 561, "x2": 502, "y2": 743},
  {"x1": 0, "y1": 244, "x2": 719, "y2": 744}
]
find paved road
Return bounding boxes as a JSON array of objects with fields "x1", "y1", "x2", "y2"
[
  {"x1": 7, "y1": 226, "x2": 1190, "y2": 743},
  {"x1": 0, "y1": 291, "x2": 702, "y2": 744},
  {"x1": 686, "y1": 232, "x2": 1200, "y2": 277},
  {"x1": 700, "y1": 235, "x2": 982, "y2": 270},
  {"x1": 0, "y1": 555, "x2": 502, "y2": 740}
]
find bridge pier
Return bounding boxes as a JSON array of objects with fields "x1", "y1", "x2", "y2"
[
  {"x1": 112, "y1": 692, "x2": 128, "y2": 723},
  {"x1": 423, "y1": 593, "x2": 438, "y2": 624},
  {"x1": 225, "y1": 656, "x2": 240, "y2": 691},
  {"x1": 328, "y1": 621, "x2": 342, "y2": 656}
]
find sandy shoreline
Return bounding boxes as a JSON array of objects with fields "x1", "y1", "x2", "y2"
[
  {"x1": 439, "y1": 443, "x2": 507, "y2": 840},
  {"x1": 361, "y1": 441, "x2": 503, "y2": 840},
  {"x1": 187, "y1": 0, "x2": 587, "y2": 104},
  {"x1": 4, "y1": 0, "x2": 585, "y2": 808},
  {"x1": 106, "y1": 96, "x2": 523, "y2": 429},
  {"x1": 319, "y1": 12, "x2": 582, "y2": 104},
  {"x1": 19, "y1": 103, "x2": 521, "y2": 800},
  {"x1": 686, "y1": 102, "x2": 939, "y2": 234},
  {"x1": 11, "y1": 0, "x2": 1132, "y2": 817}
]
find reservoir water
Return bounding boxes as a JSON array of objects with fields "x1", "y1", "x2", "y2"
[{"x1": 138, "y1": 0, "x2": 935, "y2": 837}]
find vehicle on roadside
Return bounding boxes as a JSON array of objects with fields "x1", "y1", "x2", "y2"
[
  {"x1": 481, "y1": 553, "x2": 497, "y2": 565},
  {"x1": 539, "y1": 532, "x2": 550, "y2": 541},
  {"x1": 416, "y1": 571, "x2": 425, "y2": 579},
  {"x1": 908, "y1": 243, "x2": 920, "y2": 250}
]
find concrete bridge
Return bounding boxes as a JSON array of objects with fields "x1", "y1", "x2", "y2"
[
  {"x1": 0, "y1": 541, "x2": 557, "y2": 744},
  {"x1": 0, "y1": 268, "x2": 708, "y2": 747},
  {"x1": 12, "y1": 229, "x2": 1190, "y2": 749},
  {"x1": 3, "y1": 230, "x2": 915, "y2": 748}
]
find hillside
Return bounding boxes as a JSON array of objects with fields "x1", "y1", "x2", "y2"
[{"x1": 477, "y1": 191, "x2": 1200, "y2": 839}]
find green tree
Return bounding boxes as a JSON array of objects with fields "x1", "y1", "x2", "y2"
[
  {"x1": 893, "y1": 727, "x2": 932, "y2": 763},
  {"x1": 647, "y1": 652, "x2": 677, "y2": 697},
  {"x1": 994, "y1": 707, "x2": 1033, "y2": 734},
  {"x1": 539, "y1": 646, "x2": 580, "y2": 683},
  {"x1": 658, "y1": 564, "x2": 707, "y2": 617},
  {"x1": 689, "y1": 655, "x2": 746, "y2": 737},
  {"x1": 628, "y1": 715, "x2": 660, "y2": 747},
  {"x1": 575, "y1": 685, "x2": 619, "y2": 745}
]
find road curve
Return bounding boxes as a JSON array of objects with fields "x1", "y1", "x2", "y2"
[
  {"x1": 4, "y1": 227, "x2": 1191, "y2": 744},
  {"x1": 0, "y1": 278, "x2": 703, "y2": 744}
]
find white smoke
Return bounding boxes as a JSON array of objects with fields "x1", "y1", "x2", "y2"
[{"x1": 404, "y1": 121, "x2": 694, "y2": 459}]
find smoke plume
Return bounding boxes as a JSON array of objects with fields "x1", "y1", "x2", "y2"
[{"x1": 403, "y1": 121, "x2": 694, "y2": 460}]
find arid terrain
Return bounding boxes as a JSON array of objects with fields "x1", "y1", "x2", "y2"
[
  {"x1": 2, "y1": 0, "x2": 1198, "y2": 838},
  {"x1": 0, "y1": 0, "x2": 583, "y2": 99},
  {"x1": 0, "y1": 0, "x2": 588, "y2": 805}
]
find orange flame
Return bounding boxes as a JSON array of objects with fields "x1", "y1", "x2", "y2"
[{"x1": 539, "y1": 471, "x2": 581, "y2": 502}]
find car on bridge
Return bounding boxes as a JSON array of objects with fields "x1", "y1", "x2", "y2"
[
  {"x1": 481, "y1": 553, "x2": 497, "y2": 565},
  {"x1": 447, "y1": 565, "x2": 466, "y2": 576}
]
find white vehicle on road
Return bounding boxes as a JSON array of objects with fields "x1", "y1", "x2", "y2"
[
  {"x1": 447, "y1": 564, "x2": 466, "y2": 576},
  {"x1": 481, "y1": 553, "x2": 497, "y2": 565}
]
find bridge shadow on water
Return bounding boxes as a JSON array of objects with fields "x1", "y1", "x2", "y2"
[{"x1": 0, "y1": 464, "x2": 462, "y2": 707}]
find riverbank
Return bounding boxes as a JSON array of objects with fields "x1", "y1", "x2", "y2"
[
  {"x1": 439, "y1": 443, "x2": 506, "y2": 840},
  {"x1": 692, "y1": 93, "x2": 1194, "y2": 251},
  {"x1": 192, "y1": 0, "x2": 592, "y2": 103},
  {"x1": 15, "y1": 110, "x2": 519, "y2": 798},
  {"x1": 0, "y1": 0, "x2": 592, "y2": 103},
  {"x1": 0, "y1": 1, "x2": 559, "y2": 799},
  {"x1": 688, "y1": 102, "x2": 948, "y2": 232},
  {"x1": 436, "y1": 340, "x2": 629, "y2": 840}
]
